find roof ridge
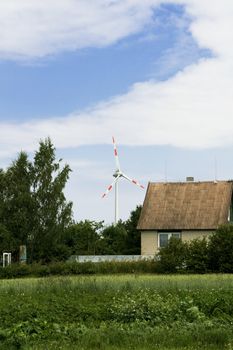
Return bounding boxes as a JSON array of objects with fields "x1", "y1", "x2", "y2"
[{"x1": 150, "y1": 180, "x2": 233, "y2": 185}]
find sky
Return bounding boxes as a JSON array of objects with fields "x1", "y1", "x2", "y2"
[{"x1": 0, "y1": 0, "x2": 233, "y2": 224}]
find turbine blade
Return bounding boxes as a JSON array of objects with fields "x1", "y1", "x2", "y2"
[
  {"x1": 112, "y1": 136, "x2": 121, "y2": 171},
  {"x1": 122, "y1": 173, "x2": 145, "y2": 189},
  {"x1": 102, "y1": 176, "x2": 120, "y2": 198}
]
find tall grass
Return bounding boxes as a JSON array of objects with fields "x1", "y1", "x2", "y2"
[
  {"x1": 0, "y1": 275, "x2": 233, "y2": 349},
  {"x1": 1, "y1": 273, "x2": 233, "y2": 292}
]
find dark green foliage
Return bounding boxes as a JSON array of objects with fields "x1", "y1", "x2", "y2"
[
  {"x1": 5, "y1": 152, "x2": 33, "y2": 239},
  {"x1": 0, "y1": 260, "x2": 158, "y2": 278},
  {"x1": 62, "y1": 207, "x2": 143, "y2": 257},
  {"x1": 208, "y1": 224, "x2": 233, "y2": 272},
  {"x1": 30, "y1": 138, "x2": 73, "y2": 262},
  {"x1": 0, "y1": 224, "x2": 16, "y2": 255},
  {"x1": 99, "y1": 222, "x2": 128, "y2": 254},
  {"x1": 0, "y1": 154, "x2": 33, "y2": 259},
  {"x1": 124, "y1": 205, "x2": 142, "y2": 254},
  {"x1": 63, "y1": 220, "x2": 104, "y2": 255},
  {"x1": 186, "y1": 237, "x2": 210, "y2": 273},
  {"x1": 156, "y1": 225, "x2": 233, "y2": 274},
  {"x1": 157, "y1": 237, "x2": 187, "y2": 273},
  {"x1": 0, "y1": 139, "x2": 73, "y2": 263},
  {"x1": 0, "y1": 169, "x2": 6, "y2": 220}
]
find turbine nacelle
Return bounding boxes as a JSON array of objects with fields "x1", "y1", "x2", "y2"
[{"x1": 113, "y1": 170, "x2": 122, "y2": 178}]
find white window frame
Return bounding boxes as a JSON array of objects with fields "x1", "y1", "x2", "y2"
[{"x1": 158, "y1": 232, "x2": 181, "y2": 248}]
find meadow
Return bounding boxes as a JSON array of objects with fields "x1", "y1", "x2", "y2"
[{"x1": 1, "y1": 274, "x2": 233, "y2": 349}]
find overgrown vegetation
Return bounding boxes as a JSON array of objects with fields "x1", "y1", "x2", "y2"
[{"x1": 0, "y1": 274, "x2": 233, "y2": 349}]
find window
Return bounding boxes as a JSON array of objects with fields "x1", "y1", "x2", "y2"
[{"x1": 158, "y1": 232, "x2": 181, "y2": 248}]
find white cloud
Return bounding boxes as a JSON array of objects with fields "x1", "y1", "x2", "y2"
[
  {"x1": 0, "y1": 0, "x2": 233, "y2": 155},
  {"x1": 0, "y1": 0, "x2": 159, "y2": 60},
  {"x1": 176, "y1": 0, "x2": 233, "y2": 58}
]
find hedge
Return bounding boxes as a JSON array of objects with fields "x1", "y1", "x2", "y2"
[{"x1": 0, "y1": 260, "x2": 159, "y2": 279}]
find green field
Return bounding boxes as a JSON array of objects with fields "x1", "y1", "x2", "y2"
[{"x1": 1, "y1": 274, "x2": 233, "y2": 349}]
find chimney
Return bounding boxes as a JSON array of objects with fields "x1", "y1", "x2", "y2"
[{"x1": 186, "y1": 176, "x2": 194, "y2": 182}]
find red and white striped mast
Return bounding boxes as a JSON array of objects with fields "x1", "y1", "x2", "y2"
[{"x1": 102, "y1": 137, "x2": 144, "y2": 225}]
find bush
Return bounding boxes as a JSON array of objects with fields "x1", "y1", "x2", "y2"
[
  {"x1": 0, "y1": 263, "x2": 31, "y2": 278},
  {"x1": 208, "y1": 225, "x2": 233, "y2": 272},
  {"x1": 156, "y1": 237, "x2": 187, "y2": 273},
  {"x1": 186, "y1": 238, "x2": 210, "y2": 273}
]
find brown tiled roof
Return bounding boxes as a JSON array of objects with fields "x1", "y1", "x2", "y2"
[{"x1": 137, "y1": 181, "x2": 233, "y2": 230}]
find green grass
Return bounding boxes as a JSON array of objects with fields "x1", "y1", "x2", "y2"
[{"x1": 1, "y1": 274, "x2": 233, "y2": 349}]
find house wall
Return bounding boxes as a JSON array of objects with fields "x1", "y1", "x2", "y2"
[
  {"x1": 141, "y1": 231, "x2": 158, "y2": 255},
  {"x1": 182, "y1": 230, "x2": 214, "y2": 242},
  {"x1": 141, "y1": 230, "x2": 214, "y2": 255}
]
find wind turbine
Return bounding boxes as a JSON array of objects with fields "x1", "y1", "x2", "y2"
[{"x1": 102, "y1": 137, "x2": 144, "y2": 225}]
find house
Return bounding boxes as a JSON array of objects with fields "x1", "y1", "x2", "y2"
[{"x1": 137, "y1": 180, "x2": 233, "y2": 255}]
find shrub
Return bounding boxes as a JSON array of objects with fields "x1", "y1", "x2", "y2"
[
  {"x1": 156, "y1": 237, "x2": 187, "y2": 273},
  {"x1": 208, "y1": 225, "x2": 233, "y2": 272},
  {"x1": 0, "y1": 260, "x2": 159, "y2": 278},
  {"x1": 186, "y1": 238, "x2": 210, "y2": 273},
  {"x1": 0, "y1": 263, "x2": 31, "y2": 278}
]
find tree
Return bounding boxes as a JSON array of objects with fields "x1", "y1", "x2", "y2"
[
  {"x1": 0, "y1": 169, "x2": 7, "y2": 229},
  {"x1": 124, "y1": 205, "x2": 142, "y2": 254},
  {"x1": 99, "y1": 222, "x2": 127, "y2": 254},
  {"x1": 0, "y1": 224, "x2": 16, "y2": 254},
  {"x1": 3, "y1": 152, "x2": 33, "y2": 254},
  {"x1": 62, "y1": 220, "x2": 103, "y2": 255},
  {"x1": 208, "y1": 225, "x2": 233, "y2": 272},
  {"x1": 30, "y1": 138, "x2": 73, "y2": 262},
  {"x1": 0, "y1": 153, "x2": 34, "y2": 260}
]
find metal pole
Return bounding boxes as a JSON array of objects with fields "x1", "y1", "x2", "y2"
[{"x1": 115, "y1": 179, "x2": 119, "y2": 225}]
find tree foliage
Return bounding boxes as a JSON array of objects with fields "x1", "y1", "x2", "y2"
[
  {"x1": 208, "y1": 225, "x2": 233, "y2": 272},
  {"x1": 99, "y1": 222, "x2": 128, "y2": 255},
  {"x1": 4, "y1": 152, "x2": 33, "y2": 247},
  {"x1": 0, "y1": 153, "x2": 33, "y2": 259},
  {"x1": 30, "y1": 138, "x2": 73, "y2": 262},
  {"x1": 0, "y1": 139, "x2": 73, "y2": 262},
  {"x1": 185, "y1": 238, "x2": 209, "y2": 273},
  {"x1": 0, "y1": 224, "x2": 16, "y2": 255},
  {"x1": 63, "y1": 220, "x2": 103, "y2": 256},
  {"x1": 124, "y1": 205, "x2": 142, "y2": 254}
]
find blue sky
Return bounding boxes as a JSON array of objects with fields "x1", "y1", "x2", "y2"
[
  {"x1": 0, "y1": 0, "x2": 232, "y2": 223},
  {"x1": 0, "y1": 4, "x2": 195, "y2": 121}
]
